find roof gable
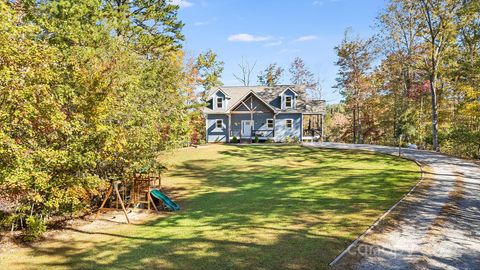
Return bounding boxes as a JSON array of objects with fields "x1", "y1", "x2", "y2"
[
  {"x1": 228, "y1": 91, "x2": 275, "y2": 113},
  {"x1": 278, "y1": 87, "x2": 298, "y2": 97},
  {"x1": 207, "y1": 88, "x2": 230, "y2": 99}
]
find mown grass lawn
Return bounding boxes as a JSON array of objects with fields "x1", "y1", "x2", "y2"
[{"x1": 0, "y1": 144, "x2": 420, "y2": 270}]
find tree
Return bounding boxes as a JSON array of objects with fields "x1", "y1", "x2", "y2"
[
  {"x1": 196, "y1": 49, "x2": 224, "y2": 93},
  {"x1": 309, "y1": 78, "x2": 324, "y2": 100},
  {"x1": 289, "y1": 57, "x2": 317, "y2": 90},
  {"x1": 334, "y1": 29, "x2": 376, "y2": 144},
  {"x1": 416, "y1": 0, "x2": 461, "y2": 151},
  {"x1": 103, "y1": 0, "x2": 185, "y2": 52},
  {"x1": 258, "y1": 63, "x2": 284, "y2": 86},
  {"x1": 329, "y1": 0, "x2": 478, "y2": 158},
  {"x1": 233, "y1": 57, "x2": 257, "y2": 86},
  {"x1": 0, "y1": 0, "x2": 191, "y2": 236},
  {"x1": 378, "y1": 0, "x2": 426, "y2": 142}
]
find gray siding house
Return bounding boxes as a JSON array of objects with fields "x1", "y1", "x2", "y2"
[{"x1": 203, "y1": 85, "x2": 326, "y2": 143}]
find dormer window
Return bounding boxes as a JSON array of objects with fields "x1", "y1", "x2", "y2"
[
  {"x1": 279, "y1": 88, "x2": 298, "y2": 110},
  {"x1": 285, "y1": 96, "x2": 293, "y2": 108},
  {"x1": 216, "y1": 97, "x2": 223, "y2": 109}
]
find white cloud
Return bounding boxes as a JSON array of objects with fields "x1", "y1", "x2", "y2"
[
  {"x1": 263, "y1": 41, "x2": 283, "y2": 47},
  {"x1": 227, "y1": 33, "x2": 272, "y2": 42},
  {"x1": 312, "y1": 1, "x2": 324, "y2": 6},
  {"x1": 278, "y1": 48, "x2": 301, "y2": 54},
  {"x1": 193, "y1": 17, "x2": 218, "y2": 26},
  {"x1": 170, "y1": 0, "x2": 194, "y2": 8},
  {"x1": 294, "y1": 35, "x2": 319, "y2": 42}
]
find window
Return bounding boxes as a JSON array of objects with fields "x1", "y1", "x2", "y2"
[
  {"x1": 285, "y1": 96, "x2": 293, "y2": 108},
  {"x1": 216, "y1": 97, "x2": 223, "y2": 109},
  {"x1": 285, "y1": 119, "x2": 293, "y2": 129},
  {"x1": 216, "y1": 119, "x2": 223, "y2": 129},
  {"x1": 267, "y1": 119, "x2": 274, "y2": 129}
]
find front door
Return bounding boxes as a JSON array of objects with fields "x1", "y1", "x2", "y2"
[{"x1": 241, "y1": 120, "x2": 254, "y2": 137}]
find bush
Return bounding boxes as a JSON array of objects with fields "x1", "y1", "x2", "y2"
[
  {"x1": 254, "y1": 136, "x2": 259, "y2": 143},
  {"x1": 23, "y1": 216, "x2": 47, "y2": 242},
  {"x1": 231, "y1": 136, "x2": 238, "y2": 143}
]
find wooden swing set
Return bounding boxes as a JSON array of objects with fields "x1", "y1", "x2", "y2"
[{"x1": 94, "y1": 172, "x2": 162, "y2": 224}]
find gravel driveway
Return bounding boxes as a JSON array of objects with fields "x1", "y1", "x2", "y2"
[{"x1": 304, "y1": 142, "x2": 480, "y2": 270}]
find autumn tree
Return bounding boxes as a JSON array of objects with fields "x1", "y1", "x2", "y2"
[
  {"x1": 334, "y1": 30, "x2": 376, "y2": 144},
  {"x1": 0, "y1": 0, "x2": 192, "y2": 237},
  {"x1": 289, "y1": 57, "x2": 319, "y2": 98},
  {"x1": 378, "y1": 0, "x2": 426, "y2": 143},
  {"x1": 414, "y1": 0, "x2": 462, "y2": 151},
  {"x1": 447, "y1": 0, "x2": 480, "y2": 156},
  {"x1": 258, "y1": 63, "x2": 284, "y2": 86},
  {"x1": 196, "y1": 49, "x2": 224, "y2": 94}
]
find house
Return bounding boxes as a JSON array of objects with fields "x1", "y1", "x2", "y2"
[{"x1": 203, "y1": 85, "x2": 326, "y2": 143}]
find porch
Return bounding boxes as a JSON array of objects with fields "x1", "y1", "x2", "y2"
[
  {"x1": 302, "y1": 114, "x2": 324, "y2": 142},
  {"x1": 228, "y1": 91, "x2": 277, "y2": 142},
  {"x1": 230, "y1": 129, "x2": 274, "y2": 142}
]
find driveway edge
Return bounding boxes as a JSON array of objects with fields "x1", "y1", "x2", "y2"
[{"x1": 302, "y1": 145, "x2": 427, "y2": 267}]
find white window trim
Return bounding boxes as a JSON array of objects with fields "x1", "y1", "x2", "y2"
[
  {"x1": 216, "y1": 97, "x2": 224, "y2": 109},
  {"x1": 284, "y1": 95, "x2": 293, "y2": 109},
  {"x1": 215, "y1": 119, "x2": 223, "y2": 129},
  {"x1": 266, "y1": 119, "x2": 274, "y2": 129},
  {"x1": 285, "y1": 119, "x2": 293, "y2": 129}
]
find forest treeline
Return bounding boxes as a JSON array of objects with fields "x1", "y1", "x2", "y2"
[
  {"x1": 0, "y1": 0, "x2": 478, "y2": 239},
  {"x1": 327, "y1": 0, "x2": 479, "y2": 158},
  {"x1": 0, "y1": 0, "x2": 222, "y2": 239}
]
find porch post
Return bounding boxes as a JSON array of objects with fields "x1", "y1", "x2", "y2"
[
  {"x1": 205, "y1": 115, "x2": 208, "y2": 143},
  {"x1": 250, "y1": 111, "x2": 253, "y2": 143},
  {"x1": 300, "y1": 113, "x2": 304, "y2": 141},
  {"x1": 273, "y1": 114, "x2": 276, "y2": 140},
  {"x1": 250, "y1": 96, "x2": 253, "y2": 143},
  {"x1": 228, "y1": 114, "x2": 231, "y2": 143},
  {"x1": 321, "y1": 114, "x2": 324, "y2": 142}
]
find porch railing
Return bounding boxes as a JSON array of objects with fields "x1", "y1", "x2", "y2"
[
  {"x1": 303, "y1": 129, "x2": 322, "y2": 138},
  {"x1": 230, "y1": 129, "x2": 274, "y2": 141},
  {"x1": 252, "y1": 129, "x2": 274, "y2": 138}
]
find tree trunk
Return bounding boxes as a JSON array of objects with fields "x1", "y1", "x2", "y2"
[
  {"x1": 353, "y1": 108, "x2": 357, "y2": 144},
  {"x1": 430, "y1": 77, "x2": 439, "y2": 151},
  {"x1": 357, "y1": 105, "x2": 362, "y2": 144}
]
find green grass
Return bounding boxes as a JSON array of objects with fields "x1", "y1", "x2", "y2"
[{"x1": 0, "y1": 144, "x2": 420, "y2": 270}]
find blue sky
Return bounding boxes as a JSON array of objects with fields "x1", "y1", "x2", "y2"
[{"x1": 173, "y1": 0, "x2": 386, "y2": 104}]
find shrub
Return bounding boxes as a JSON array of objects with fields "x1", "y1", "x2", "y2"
[
  {"x1": 254, "y1": 136, "x2": 259, "y2": 143},
  {"x1": 23, "y1": 216, "x2": 47, "y2": 242},
  {"x1": 232, "y1": 136, "x2": 238, "y2": 143}
]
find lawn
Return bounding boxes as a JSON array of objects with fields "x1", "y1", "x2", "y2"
[{"x1": 0, "y1": 144, "x2": 420, "y2": 270}]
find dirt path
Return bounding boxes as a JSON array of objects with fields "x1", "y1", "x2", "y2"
[{"x1": 304, "y1": 143, "x2": 480, "y2": 270}]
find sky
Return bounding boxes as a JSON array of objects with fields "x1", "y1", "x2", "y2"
[{"x1": 173, "y1": 0, "x2": 386, "y2": 104}]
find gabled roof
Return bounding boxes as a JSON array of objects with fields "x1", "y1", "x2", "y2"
[
  {"x1": 228, "y1": 91, "x2": 276, "y2": 113},
  {"x1": 278, "y1": 87, "x2": 299, "y2": 97},
  {"x1": 207, "y1": 88, "x2": 230, "y2": 99},
  {"x1": 203, "y1": 85, "x2": 326, "y2": 114}
]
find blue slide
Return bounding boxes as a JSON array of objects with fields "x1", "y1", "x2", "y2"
[{"x1": 150, "y1": 189, "x2": 181, "y2": 211}]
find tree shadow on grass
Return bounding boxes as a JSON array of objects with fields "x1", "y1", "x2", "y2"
[{"x1": 13, "y1": 145, "x2": 421, "y2": 270}]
